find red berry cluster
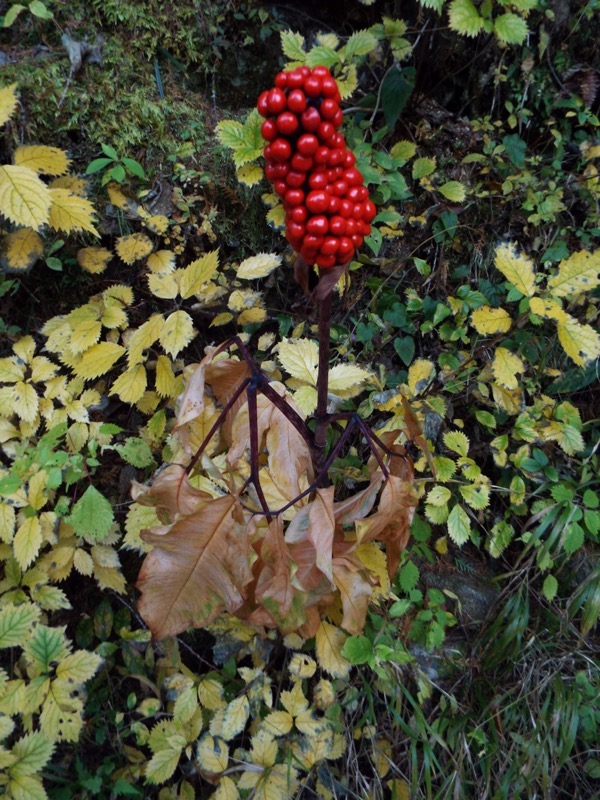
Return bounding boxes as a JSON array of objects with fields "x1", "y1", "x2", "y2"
[{"x1": 257, "y1": 65, "x2": 376, "y2": 270}]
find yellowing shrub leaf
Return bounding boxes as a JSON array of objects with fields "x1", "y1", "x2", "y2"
[
  {"x1": 179, "y1": 250, "x2": 220, "y2": 298},
  {"x1": 277, "y1": 338, "x2": 319, "y2": 384},
  {"x1": 492, "y1": 347, "x2": 525, "y2": 389},
  {"x1": 408, "y1": 358, "x2": 435, "y2": 396},
  {"x1": 13, "y1": 145, "x2": 70, "y2": 176},
  {"x1": 73, "y1": 342, "x2": 125, "y2": 379},
  {"x1": 56, "y1": 650, "x2": 102, "y2": 684},
  {"x1": 50, "y1": 175, "x2": 89, "y2": 195},
  {"x1": 471, "y1": 306, "x2": 512, "y2": 334},
  {"x1": 529, "y1": 296, "x2": 567, "y2": 323},
  {"x1": 76, "y1": 246, "x2": 112, "y2": 274},
  {"x1": 13, "y1": 516, "x2": 42, "y2": 570},
  {"x1": 147, "y1": 249, "x2": 175, "y2": 273},
  {"x1": 159, "y1": 310, "x2": 195, "y2": 358},
  {"x1": 315, "y1": 621, "x2": 351, "y2": 678},
  {"x1": 328, "y1": 363, "x2": 372, "y2": 395},
  {"x1": 448, "y1": 0, "x2": 484, "y2": 36},
  {"x1": 439, "y1": 180, "x2": 467, "y2": 202},
  {"x1": 48, "y1": 188, "x2": 98, "y2": 235},
  {"x1": 557, "y1": 316, "x2": 600, "y2": 366},
  {"x1": 547, "y1": 248, "x2": 600, "y2": 297},
  {"x1": 237, "y1": 164, "x2": 263, "y2": 185},
  {"x1": 447, "y1": 503, "x2": 471, "y2": 545},
  {"x1": 127, "y1": 313, "x2": 165, "y2": 366},
  {"x1": 0, "y1": 165, "x2": 51, "y2": 229},
  {"x1": 495, "y1": 243, "x2": 536, "y2": 297},
  {"x1": 0, "y1": 83, "x2": 19, "y2": 126},
  {"x1": 116, "y1": 232, "x2": 153, "y2": 264},
  {"x1": 443, "y1": 430, "x2": 470, "y2": 457},
  {"x1": 14, "y1": 380, "x2": 38, "y2": 422},
  {"x1": 237, "y1": 252, "x2": 282, "y2": 280},
  {"x1": 110, "y1": 364, "x2": 147, "y2": 404},
  {"x1": 2, "y1": 228, "x2": 43, "y2": 271}
]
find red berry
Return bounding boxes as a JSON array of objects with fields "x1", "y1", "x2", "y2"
[
  {"x1": 332, "y1": 133, "x2": 345, "y2": 148},
  {"x1": 312, "y1": 66, "x2": 331, "y2": 78},
  {"x1": 362, "y1": 200, "x2": 376, "y2": 222},
  {"x1": 320, "y1": 98, "x2": 339, "y2": 120},
  {"x1": 320, "y1": 235, "x2": 340, "y2": 255},
  {"x1": 303, "y1": 233, "x2": 324, "y2": 250},
  {"x1": 328, "y1": 148, "x2": 345, "y2": 166},
  {"x1": 286, "y1": 170, "x2": 306, "y2": 188},
  {"x1": 275, "y1": 71, "x2": 288, "y2": 88},
  {"x1": 307, "y1": 215, "x2": 329, "y2": 235},
  {"x1": 321, "y1": 76, "x2": 338, "y2": 97},
  {"x1": 339, "y1": 199, "x2": 353, "y2": 218},
  {"x1": 332, "y1": 179, "x2": 349, "y2": 197},
  {"x1": 333, "y1": 109, "x2": 343, "y2": 128},
  {"x1": 346, "y1": 218, "x2": 358, "y2": 236},
  {"x1": 317, "y1": 121, "x2": 335, "y2": 142},
  {"x1": 273, "y1": 180, "x2": 287, "y2": 197},
  {"x1": 306, "y1": 189, "x2": 330, "y2": 214},
  {"x1": 300, "y1": 107, "x2": 321, "y2": 132},
  {"x1": 352, "y1": 234, "x2": 364, "y2": 248},
  {"x1": 287, "y1": 220, "x2": 306, "y2": 239},
  {"x1": 270, "y1": 138, "x2": 292, "y2": 162},
  {"x1": 271, "y1": 162, "x2": 290, "y2": 179},
  {"x1": 287, "y1": 70, "x2": 305, "y2": 89},
  {"x1": 337, "y1": 236, "x2": 354, "y2": 258},
  {"x1": 344, "y1": 151, "x2": 357, "y2": 168},
  {"x1": 329, "y1": 216, "x2": 346, "y2": 235},
  {"x1": 284, "y1": 188, "x2": 305, "y2": 207},
  {"x1": 297, "y1": 133, "x2": 319, "y2": 156},
  {"x1": 304, "y1": 75, "x2": 322, "y2": 97},
  {"x1": 308, "y1": 170, "x2": 329, "y2": 190},
  {"x1": 291, "y1": 205, "x2": 308, "y2": 223},
  {"x1": 277, "y1": 111, "x2": 299, "y2": 135},
  {"x1": 257, "y1": 90, "x2": 269, "y2": 116},
  {"x1": 287, "y1": 89, "x2": 307, "y2": 113},
  {"x1": 301, "y1": 245, "x2": 318, "y2": 263},
  {"x1": 291, "y1": 153, "x2": 313, "y2": 172},
  {"x1": 299, "y1": 66, "x2": 310, "y2": 77},
  {"x1": 344, "y1": 167, "x2": 363, "y2": 186},
  {"x1": 328, "y1": 195, "x2": 342, "y2": 213},
  {"x1": 316, "y1": 253, "x2": 336, "y2": 269},
  {"x1": 267, "y1": 88, "x2": 287, "y2": 114},
  {"x1": 265, "y1": 164, "x2": 277, "y2": 181},
  {"x1": 314, "y1": 146, "x2": 330, "y2": 165},
  {"x1": 363, "y1": 223, "x2": 372, "y2": 236},
  {"x1": 261, "y1": 119, "x2": 278, "y2": 141},
  {"x1": 352, "y1": 203, "x2": 364, "y2": 220},
  {"x1": 348, "y1": 185, "x2": 368, "y2": 202}
]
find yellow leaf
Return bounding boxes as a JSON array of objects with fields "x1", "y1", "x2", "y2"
[
  {"x1": 127, "y1": 313, "x2": 164, "y2": 365},
  {"x1": 147, "y1": 270, "x2": 179, "y2": 299},
  {"x1": 0, "y1": 355, "x2": 24, "y2": 382},
  {"x1": 238, "y1": 307, "x2": 267, "y2": 325},
  {"x1": 217, "y1": 695, "x2": 250, "y2": 741},
  {"x1": 355, "y1": 542, "x2": 390, "y2": 599},
  {"x1": 13, "y1": 145, "x2": 70, "y2": 176},
  {"x1": 107, "y1": 182, "x2": 139, "y2": 213},
  {"x1": 237, "y1": 252, "x2": 282, "y2": 280},
  {"x1": 266, "y1": 204, "x2": 285, "y2": 229},
  {"x1": 48, "y1": 188, "x2": 98, "y2": 235},
  {"x1": 443, "y1": 430, "x2": 470, "y2": 457},
  {"x1": 77, "y1": 246, "x2": 112, "y2": 274},
  {"x1": 14, "y1": 516, "x2": 42, "y2": 570},
  {"x1": 155, "y1": 355, "x2": 175, "y2": 397},
  {"x1": 1, "y1": 228, "x2": 43, "y2": 271},
  {"x1": 196, "y1": 734, "x2": 229, "y2": 774},
  {"x1": 73, "y1": 548, "x2": 94, "y2": 575},
  {"x1": 291, "y1": 385, "x2": 318, "y2": 416},
  {"x1": 237, "y1": 164, "x2": 263, "y2": 186},
  {"x1": 0, "y1": 503, "x2": 16, "y2": 543},
  {"x1": 491, "y1": 383, "x2": 522, "y2": 414},
  {"x1": 557, "y1": 315, "x2": 600, "y2": 366},
  {"x1": 288, "y1": 653, "x2": 317, "y2": 679},
  {"x1": 104, "y1": 283, "x2": 134, "y2": 305},
  {"x1": 438, "y1": 180, "x2": 466, "y2": 202},
  {"x1": 210, "y1": 312, "x2": 234, "y2": 327},
  {"x1": 495, "y1": 242, "x2": 536, "y2": 297},
  {"x1": 143, "y1": 214, "x2": 169, "y2": 235},
  {"x1": 198, "y1": 677, "x2": 225, "y2": 711},
  {"x1": 73, "y1": 342, "x2": 125, "y2": 379},
  {"x1": 408, "y1": 358, "x2": 435, "y2": 396},
  {"x1": 212, "y1": 776, "x2": 239, "y2": 800},
  {"x1": 14, "y1": 381, "x2": 38, "y2": 423},
  {"x1": 116, "y1": 232, "x2": 153, "y2": 265},
  {"x1": 179, "y1": 250, "x2": 219, "y2": 299},
  {"x1": 547, "y1": 248, "x2": 600, "y2": 297},
  {"x1": 492, "y1": 347, "x2": 525, "y2": 389},
  {"x1": 315, "y1": 621, "x2": 351, "y2": 679},
  {"x1": 159, "y1": 310, "x2": 195, "y2": 358},
  {"x1": 30, "y1": 356, "x2": 58, "y2": 383},
  {"x1": 0, "y1": 165, "x2": 51, "y2": 229},
  {"x1": 471, "y1": 306, "x2": 512, "y2": 335},
  {"x1": 69, "y1": 319, "x2": 102, "y2": 354},
  {"x1": 328, "y1": 363, "x2": 372, "y2": 396},
  {"x1": 27, "y1": 469, "x2": 48, "y2": 511},
  {"x1": 277, "y1": 338, "x2": 319, "y2": 384},
  {"x1": 281, "y1": 681, "x2": 309, "y2": 717},
  {"x1": 0, "y1": 83, "x2": 19, "y2": 126},
  {"x1": 529, "y1": 296, "x2": 568, "y2": 324},
  {"x1": 110, "y1": 364, "x2": 147, "y2": 404},
  {"x1": 337, "y1": 63, "x2": 358, "y2": 99},
  {"x1": 147, "y1": 249, "x2": 175, "y2": 273},
  {"x1": 50, "y1": 175, "x2": 89, "y2": 195}
]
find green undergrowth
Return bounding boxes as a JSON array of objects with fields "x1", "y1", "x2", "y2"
[{"x1": 0, "y1": 1, "x2": 599, "y2": 798}]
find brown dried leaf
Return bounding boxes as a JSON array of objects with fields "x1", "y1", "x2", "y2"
[
  {"x1": 131, "y1": 463, "x2": 210, "y2": 523},
  {"x1": 286, "y1": 487, "x2": 335, "y2": 594},
  {"x1": 137, "y1": 494, "x2": 254, "y2": 639},
  {"x1": 332, "y1": 556, "x2": 374, "y2": 634}
]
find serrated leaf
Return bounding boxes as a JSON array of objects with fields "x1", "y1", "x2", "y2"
[
  {"x1": 0, "y1": 83, "x2": 19, "y2": 126},
  {"x1": 159, "y1": 310, "x2": 195, "y2": 358},
  {"x1": 412, "y1": 157, "x2": 436, "y2": 180},
  {"x1": 337, "y1": 64, "x2": 358, "y2": 100},
  {"x1": 127, "y1": 315, "x2": 165, "y2": 367},
  {"x1": 0, "y1": 602, "x2": 40, "y2": 648},
  {"x1": 147, "y1": 250, "x2": 175, "y2": 273},
  {"x1": 407, "y1": 358, "x2": 435, "y2": 396},
  {"x1": 76, "y1": 246, "x2": 112, "y2": 274},
  {"x1": 73, "y1": 342, "x2": 125, "y2": 379},
  {"x1": 471, "y1": 306, "x2": 512, "y2": 334},
  {"x1": 13, "y1": 515, "x2": 42, "y2": 570},
  {"x1": 179, "y1": 250, "x2": 220, "y2": 298},
  {"x1": 399, "y1": 560, "x2": 419, "y2": 592},
  {"x1": 306, "y1": 45, "x2": 340, "y2": 69},
  {"x1": 67, "y1": 485, "x2": 114, "y2": 541},
  {"x1": 437, "y1": 180, "x2": 466, "y2": 203},
  {"x1": 460, "y1": 483, "x2": 490, "y2": 510},
  {"x1": 280, "y1": 30, "x2": 306, "y2": 63},
  {"x1": 236, "y1": 164, "x2": 263, "y2": 186},
  {"x1": 448, "y1": 0, "x2": 484, "y2": 36},
  {"x1": 548, "y1": 248, "x2": 600, "y2": 298},
  {"x1": 2, "y1": 228, "x2": 43, "y2": 271},
  {"x1": 50, "y1": 175, "x2": 88, "y2": 195},
  {"x1": 110, "y1": 364, "x2": 147, "y2": 404},
  {"x1": 427, "y1": 486, "x2": 452, "y2": 506},
  {"x1": 116, "y1": 233, "x2": 153, "y2": 265},
  {"x1": 442, "y1": 430, "x2": 469, "y2": 457},
  {"x1": 6, "y1": 773, "x2": 48, "y2": 800},
  {"x1": 495, "y1": 242, "x2": 536, "y2": 297},
  {"x1": 145, "y1": 747, "x2": 181, "y2": 784},
  {"x1": 155, "y1": 355, "x2": 175, "y2": 398},
  {"x1": 390, "y1": 140, "x2": 417, "y2": 161},
  {"x1": 328, "y1": 363, "x2": 372, "y2": 395},
  {"x1": 0, "y1": 165, "x2": 51, "y2": 229},
  {"x1": 447, "y1": 504, "x2": 471, "y2": 546},
  {"x1": 196, "y1": 734, "x2": 229, "y2": 774},
  {"x1": 556, "y1": 316, "x2": 600, "y2": 366},
  {"x1": 116, "y1": 437, "x2": 155, "y2": 468},
  {"x1": 14, "y1": 380, "x2": 38, "y2": 423},
  {"x1": 492, "y1": 347, "x2": 525, "y2": 389},
  {"x1": 219, "y1": 696, "x2": 250, "y2": 741},
  {"x1": 48, "y1": 188, "x2": 98, "y2": 235},
  {"x1": 542, "y1": 574, "x2": 558, "y2": 602},
  {"x1": 215, "y1": 119, "x2": 245, "y2": 149},
  {"x1": 494, "y1": 13, "x2": 528, "y2": 44},
  {"x1": 315, "y1": 621, "x2": 351, "y2": 679},
  {"x1": 237, "y1": 252, "x2": 282, "y2": 280},
  {"x1": 529, "y1": 296, "x2": 567, "y2": 323},
  {"x1": 13, "y1": 145, "x2": 70, "y2": 176},
  {"x1": 277, "y1": 338, "x2": 319, "y2": 384},
  {"x1": 344, "y1": 29, "x2": 378, "y2": 60}
]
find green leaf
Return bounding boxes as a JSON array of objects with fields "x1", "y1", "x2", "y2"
[
  {"x1": 439, "y1": 180, "x2": 467, "y2": 202},
  {"x1": 343, "y1": 29, "x2": 378, "y2": 60},
  {"x1": 3, "y1": 4, "x2": 26, "y2": 26},
  {"x1": 67, "y1": 485, "x2": 114, "y2": 541},
  {"x1": 447, "y1": 504, "x2": 471, "y2": 546},
  {"x1": 115, "y1": 437, "x2": 155, "y2": 468},
  {"x1": 0, "y1": 602, "x2": 40, "y2": 648},
  {"x1": 393, "y1": 335, "x2": 415, "y2": 366},
  {"x1": 443, "y1": 430, "x2": 470, "y2": 457},
  {"x1": 121, "y1": 158, "x2": 145, "y2": 179},
  {"x1": 448, "y1": 0, "x2": 484, "y2": 37},
  {"x1": 28, "y1": 0, "x2": 53, "y2": 19},
  {"x1": 101, "y1": 143, "x2": 119, "y2": 160},
  {"x1": 24, "y1": 624, "x2": 69, "y2": 672},
  {"x1": 563, "y1": 523, "x2": 584, "y2": 555},
  {"x1": 502, "y1": 133, "x2": 527, "y2": 169},
  {"x1": 399, "y1": 560, "x2": 420, "y2": 592},
  {"x1": 494, "y1": 13, "x2": 528, "y2": 45},
  {"x1": 215, "y1": 120, "x2": 245, "y2": 149},
  {"x1": 412, "y1": 157, "x2": 436, "y2": 180},
  {"x1": 542, "y1": 574, "x2": 558, "y2": 602},
  {"x1": 10, "y1": 732, "x2": 54, "y2": 777},
  {"x1": 85, "y1": 157, "x2": 114, "y2": 175},
  {"x1": 305, "y1": 45, "x2": 340, "y2": 69},
  {"x1": 381, "y1": 67, "x2": 414, "y2": 129},
  {"x1": 341, "y1": 635, "x2": 373, "y2": 665},
  {"x1": 475, "y1": 410, "x2": 496, "y2": 428},
  {"x1": 280, "y1": 30, "x2": 306, "y2": 63}
]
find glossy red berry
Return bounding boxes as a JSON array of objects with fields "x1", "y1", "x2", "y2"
[
  {"x1": 300, "y1": 107, "x2": 321, "y2": 132},
  {"x1": 267, "y1": 87, "x2": 287, "y2": 114},
  {"x1": 260, "y1": 119, "x2": 278, "y2": 141},
  {"x1": 284, "y1": 188, "x2": 305, "y2": 207},
  {"x1": 287, "y1": 89, "x2": 307, "y2": 113},
  {"x1": 276, "y1": 111, "x2": 299, "y2": 135},
  {"x1": 291, "y1": 153, "x2": 313, "y2": 172},
  {"x1": 307, "y1": 215, "x2": 329, "y2": 235},
  {"x1": 286, "y1": 170, "x2": 306, "y2": 188},
  {"x1": 257, "y1": 90, "x2": 269, "y2": 116},
  {"x1": 304, "y1": 75, "x2": 322, "y2": 97},
  {"x1": 297, "y1": 133, "x2": 319, "y2": 156},
  {"x1": 316, "y1": 253, "x2": 336, "y2": 269},
  {"x1": 306, "y1": 190, "x2": 330, "y2": 214},
  {"x1": 270, "y1": 138, "x2": 292, "y2": 163}
]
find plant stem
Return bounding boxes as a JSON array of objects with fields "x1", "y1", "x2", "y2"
[{"x1": 314, "y1": 290, "x2": 332, "y2": 457}]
